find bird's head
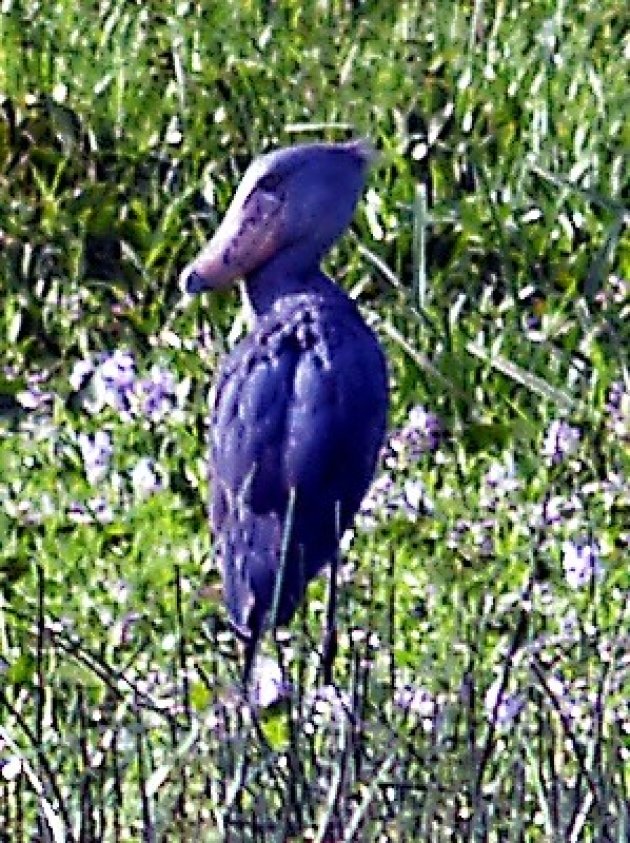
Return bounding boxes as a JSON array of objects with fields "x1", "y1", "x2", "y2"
[{"x1": 179, "y1": 139, "x2": 374, "y2": 294}]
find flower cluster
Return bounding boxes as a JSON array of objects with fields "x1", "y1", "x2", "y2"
[
  {"x1": 68, "y1": 497, "x2": 114, "y2": 524},
  {"x1": 135, "y1": 366, "x2": 180, "y2": 423},
  {"x1": 542, "y1": 420, "x2": 581, "y2": 465},
  {"x1": 561, "y1": 538, "x2": 604, "y2": 589},
  {"x1": 357, "y1": 405, "x2": 441, "y2": 532},
  {"x1": 446, "y1": 517, "x2": 496, "y2": 558},
  {"x1": 479, "y1": 457, "x2": 522, "y2": 509},
  {"x1": 77, "y1": 430, "x2": 113, "y2": 486},
  {"x1": 65, "y1": 351, "x2": 185, "y2": 506},
  {"x1": 249, "y1": 656, "x2": 291, "y2": 708},
  {"x1": 70, "y1": 351, "x2": 187, "y2": 423},
  {"x1": 358, "y1": 475, "x2": 434, "y2": 532},
  {"x1": 605, "y1": 380, "x2": 629, "y2": 443},
  {"x1": 131, "y1": 457, "x2": 164, "y2": 498},
  {"x1": 359, "y1": 401, "x2": 612, "y2": 598},
  {"x1": 73, "y1": 425, "x2": 166, "y2": 500},
  {"x1": 71, "y1": 350, "x2": 136, "y2": 417},
  {"x1": 394, "y1": 684, "x2": 437, "y2": 718},
  {"x1": 534, "y1": 494, "x2": 583, "y2": 527},
  {"x1": 385, "y1": 405, "x2": 442, "y2": 469}
]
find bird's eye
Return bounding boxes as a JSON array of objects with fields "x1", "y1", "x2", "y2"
[{"x1": 257, "y1": 173, "x2": 282, "y2": 192}]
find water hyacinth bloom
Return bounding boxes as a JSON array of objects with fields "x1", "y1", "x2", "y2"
[
  {"x1": 95, "y1": 350, "x2": 137, "y2": 412},
  {"x1": 16, "y1": 388, "x2": 52, "y2": 410},
  {"x1": 131, "y1": 457, "x2": 163, "y2": 498},
  {"x1": 77, "y1": 430, "x2": 113, "y2": 485},
  {"x1": 69, "y1": 359, "x2": 95, "y2": 391},
  {"x1": 357, "y1": 473, "x2": 434, "y2": 530},
  {"x1": 605, "y1": 380, "x2": 630, "y2": 442},
  {"x1": 70, "y1": 352, "x2": 185, "y2": 424},
  {"x1": 249, "y1": 656, "x2": 291, "y2": 708},
  {"x1": 357, "y1": 472, "x2": 398, "y2": 531},
  {"x1": 394, "y1": 684, "x2": 436, "y2": 717},
  {"x1": 542, "y1": 420, "x2": 580, "y2": 465},
  {"x1": 68, "y1": 497, "x2": 114, "y2": 524},
  {"x1": 536, "y1": 494, "x2": 583, "y2": 527},
  {"x1": 447, "y1": 517, "x2": 496, "y2": 557},
  {"x1": 134, "y1": 366, "x2": 178, "y2": 423},
  {"x1": 70, "y1": 351, "x2": 137, "y2": 416},
  {"x1": 561, "y1": 539, "x2": 604, "y2": 589},
  {"x1": 480, "y1": 457, "x2": 521, "y2": 509},
  {"x1": 401, "y1": 478, "x2": 435, "y2": 518},
  {"x1": 387, "y1": 405, "x2": 441, "y2": 466}
]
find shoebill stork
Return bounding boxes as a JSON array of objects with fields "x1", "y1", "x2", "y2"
[{"x1": 180, "y1": 140, "x2": 388, "y2": 686}]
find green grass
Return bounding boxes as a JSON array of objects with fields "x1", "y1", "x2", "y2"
[{"x1": 0, "y1": 1, "x2": 628, "y2": 840}]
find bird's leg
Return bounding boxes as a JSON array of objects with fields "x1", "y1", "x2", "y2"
[
  {"x1": 321, "y1": 552, "x2": 339, "y2": 686},
  {"x1": 241, "y1": 628, "x2": 260, "y2": 692},
  {"x1": 241, "y1": 491, "x2": 296, "y2": 697}
]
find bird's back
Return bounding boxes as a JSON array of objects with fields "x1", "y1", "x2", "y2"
[{"x1": 210, "y1": 290, "x2": 387, "y2": 639}]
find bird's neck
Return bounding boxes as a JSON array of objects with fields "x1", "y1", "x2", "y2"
[{"x1": 244, "y1": 246, "x2": 347, "y2": 316}]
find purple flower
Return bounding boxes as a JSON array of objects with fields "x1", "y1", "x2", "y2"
[
  {"x1": 542, "y1": 420, "x2": 580, "y2": 465},
  {"x1": 16, "y1": 388, "x2": 52, "y2": 410},
  {"x1": 70, "y1": 352, "x2": 185, "y2": 424},
  {"x1": 131, "y1": 458, "x2": 163, "y2": 498},
  {"x1": 401, "y1": 478, "x2": 434, "y2": 518},
  {"x1": 387, "y1": 405, "x2": 441, "y2": 465},
  {"x1": 562, "y1": 539, "x2": 604, "y2": 589},
  {"x1": 394, "y1": 685, "x2": 436, "y2": 717},
  {"x1": 537, "y1": 494, "x2": 583, "y2": 526},
  {"x1": 358, "y1": 472, "x2": 434, "y2": 530},
  {"x1": 484, "y1": 459, "x2": 519, "y2": 491},
  {"x1": 480, "y1": 458, "x2": 521, "y2": 508},
  {"x1": 69, "y1": 359, "x2": 95, "y2": 391},
  {"x1": 358, "y1": 472, "x2": 397, "y2": 530},
  {"x1": 70, "y1": 351, "x2": 137, "y2": 416},
  {"x1": 68, "y1": 497, "x2": 114, "y2": 524},
  {"x1": 98, "y1": 350, "x2": 136, "y2": 389},
  {"x1": 135, "y1": 366, "x2": 177, "y2": 422},
  {"x1": 91, "y1": 498, "x2": 115, "y2": 524},
  {"x1": 605, "y1": 381, "x2": 629, "y2": 442},
  {"x1": 249, "y1": 657, "x2": 291, "y2": 708},
  {"x1": 77, "y1": 431, "x2": 113, "y2": 485},
  {"x1": 408, "y1": 405, "x2": 442, "y2": 442},
  {"x1": 447, "y1": 518, "x2": 496, "y2": 557},
  {"x1": 96, "y1": 350, "x2": 137, "y2": 413}
]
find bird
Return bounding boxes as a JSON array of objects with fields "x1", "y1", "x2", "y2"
[{"x1": 180, "y1": 139, "x2": 388, "y2": 686}]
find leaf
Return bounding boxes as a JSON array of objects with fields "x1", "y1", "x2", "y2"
[
  {"x1": 462, "y1": 422, "x2": 513, "y2": 451},
  {"x1": 260, "y1": 711, "x2": 290, "y2": 749},
  {"x1": 466, "y1": 342, "x2": 576, "y2": 411}
]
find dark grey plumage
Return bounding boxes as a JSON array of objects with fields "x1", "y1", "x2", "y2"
[{"x1": 181, "y1": 140, "x2": 388, "y2": 680}]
